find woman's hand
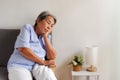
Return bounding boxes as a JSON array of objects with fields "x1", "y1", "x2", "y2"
[
  {"x1": 44, "y1": 26, "x2": 52, "y2": 37},
  {"x1": 44, "y1": 60, "x2": 55, "y2": 66}
]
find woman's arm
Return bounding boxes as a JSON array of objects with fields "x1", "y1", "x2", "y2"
[
  {"x1": 18, "y1": 47, "x2": 45, "y2": 65},
  {"x1": 17, "y1": 47, "x2": 55, "y2": 66},
  {"x1": 43, "y1": 34, "x2": 56, "y2": 60}
]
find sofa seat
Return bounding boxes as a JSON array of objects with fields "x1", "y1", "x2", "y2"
[{"x1": 0, "y1": 67, "x2": 8, "y2": 80}]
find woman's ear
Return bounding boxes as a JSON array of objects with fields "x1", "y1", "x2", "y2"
[{"x1": 36, "y1": 18, "x2": 41, "y2": 23}]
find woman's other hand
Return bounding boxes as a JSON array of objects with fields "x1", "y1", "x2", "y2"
[{"x1": 44, "y1": 60, "x2": 55, "y2": 66}]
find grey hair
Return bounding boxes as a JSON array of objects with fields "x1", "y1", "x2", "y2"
[{"x1": 34, "y1": 11, "x2": 57, "y2": 26}]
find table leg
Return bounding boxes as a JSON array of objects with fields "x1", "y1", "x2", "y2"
[
  {"x1": 97, "y1": 75, "x2": 99, "y2": 80},
  {"x1": 87, "y1": 76, "x2": 90, "y2": 80},
  {"x1": 72, "y1": 76, "x2": 73, "y2": 80}
]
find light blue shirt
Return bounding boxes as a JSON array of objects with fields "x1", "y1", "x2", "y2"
[{"x1": 7, "y1": 24, "x2": 51, "y2": 71}]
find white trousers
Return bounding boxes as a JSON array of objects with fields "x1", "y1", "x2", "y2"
[
  {"x1": 8, "y1": 67, "x2": 33, "y2": 80},
  {"x1": 8, "y1": 64, "x2": 57, "y2": 80}
]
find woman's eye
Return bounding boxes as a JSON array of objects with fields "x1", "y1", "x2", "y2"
[
  {"x1": 47, "y1": 21, "x2": 51, "y2": 25},
  {"x1": 47, "y1": 22, "x2": 50, "y2": 24}
]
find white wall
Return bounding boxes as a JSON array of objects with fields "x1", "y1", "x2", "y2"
[
  {"x1": 113, "y1": 0, "x2": 120, "y2": 80},
  {"x1": 0, "y1": 0, "x2": 119, "y2": 80}
]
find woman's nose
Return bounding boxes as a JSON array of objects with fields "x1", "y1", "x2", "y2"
[{"x1": 46, "y1": 26, "x2": 51, "y2": 29}]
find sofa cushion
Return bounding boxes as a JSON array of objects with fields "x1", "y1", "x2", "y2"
[
  {"x1": 0, "y1": 29, "x2": 20, "y2": 67},
  {"x1": 0, "y1": 29, "x2": 20, "y2": 80}
]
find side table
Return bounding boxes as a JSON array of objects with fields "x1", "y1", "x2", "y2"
[{"x1": 72, "y1": 70, "x2": 99, "y2": 80}]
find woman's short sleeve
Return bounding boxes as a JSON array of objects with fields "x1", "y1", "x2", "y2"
[{"x1": 15, "y1": 25, "x2": 31, "y2": 48}]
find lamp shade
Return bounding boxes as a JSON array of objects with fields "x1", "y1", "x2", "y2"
[{"x1": 85, "y1": 46, "x2": 98, "y2": 67}]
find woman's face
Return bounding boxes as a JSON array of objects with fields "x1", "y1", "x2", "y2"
[{"x1": 36, "y1": 16, "x2": 55, "y2": 35}]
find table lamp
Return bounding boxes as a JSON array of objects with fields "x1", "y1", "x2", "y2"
[{"x1": 85, "y1": 46, "x2": 98, "y2": 72}]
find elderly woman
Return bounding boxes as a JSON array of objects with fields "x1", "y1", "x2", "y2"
[{"x1": 7, "y1": 11, "x2": 57, "y2": 80}]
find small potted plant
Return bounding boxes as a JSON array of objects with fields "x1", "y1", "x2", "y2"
[{"x1": 70, "y1": 55, "x2": 84, "y2": 71}]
